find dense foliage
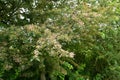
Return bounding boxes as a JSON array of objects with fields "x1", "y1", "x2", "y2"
[{"x1": 0, "y1": 0, "x2": 120, "y2": 80}]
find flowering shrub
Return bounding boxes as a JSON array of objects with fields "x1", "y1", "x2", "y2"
[{"x1": 0, "y1": 24, "x2": 76, "y2": 80}]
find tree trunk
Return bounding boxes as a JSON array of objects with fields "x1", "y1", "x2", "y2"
[{"x1": 40, "y1": 71, "x2": 46, "y2": 80}]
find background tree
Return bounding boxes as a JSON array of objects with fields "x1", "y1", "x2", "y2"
[{"x1": 0, "y1": 0, "x2": 63, "y2": 26}]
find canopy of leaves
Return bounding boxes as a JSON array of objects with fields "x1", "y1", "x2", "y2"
[{"x1": 0, "y1": 0, "x2": 120, "y2": 80}]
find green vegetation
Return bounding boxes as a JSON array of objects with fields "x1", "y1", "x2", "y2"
[{"x1": 0, "y1": 0, "x2": 120, "y2": 80}]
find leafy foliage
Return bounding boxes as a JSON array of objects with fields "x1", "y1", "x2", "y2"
[{"x1": 0, "y1": 0, "x2": 120, "y2": 80}]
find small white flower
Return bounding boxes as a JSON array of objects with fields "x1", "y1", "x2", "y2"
[
  {"x1": 69, "y1": 52, "x2": 75, "y2": 58},
  {"x1": 33, "y1": 50, "x2": 39, "y2": 57}
]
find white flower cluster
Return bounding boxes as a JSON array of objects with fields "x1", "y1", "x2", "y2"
[{"x1": 32, "y1": 28, "x2": 75, "y2": 61}]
